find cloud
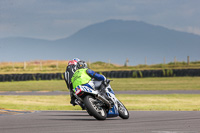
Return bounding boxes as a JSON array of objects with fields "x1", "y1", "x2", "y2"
[
  {"x1": 1, "y1": 0, "x2": 200, "y2": 40},
  {"x1": 185, "y1": 27, "x2": 200, "y2": 36}
]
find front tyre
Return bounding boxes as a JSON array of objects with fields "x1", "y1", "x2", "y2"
[
  {"x1": 118, "y1": 101, "x2": 129, "y2": 119},
  {"x1": 84, "y1": 95, "x2": 107, "y2": 120}
]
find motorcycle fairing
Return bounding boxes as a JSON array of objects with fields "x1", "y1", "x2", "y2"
[{"x1": 107, "y1": 105, "x2": 119, "y2": 117}]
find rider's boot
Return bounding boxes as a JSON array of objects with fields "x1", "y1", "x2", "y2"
[
  {"x1": 70, "y1": 96, "x2": 77, "y2": 106},
  {"x1": 75, "y1": 99, "x2": 86, "y2": 110}
]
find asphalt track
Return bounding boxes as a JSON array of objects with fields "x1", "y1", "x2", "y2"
[
  {"x1": 0, "y1": 111, "x2": 200, "y2": 133},
  {"x1": 1, "y1": 90, "x2": 200, "y2": 95},
  {"x1": 1, "y1": 91, "x2": 200, "y2": 133}
]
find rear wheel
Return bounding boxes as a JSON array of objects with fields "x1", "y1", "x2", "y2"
[
  {"x1": 84, "y1": 95, "x2": 107, "y2": 120},
  {"x1": 118, "y1": 101, "x2": 129, "y2": 119}
]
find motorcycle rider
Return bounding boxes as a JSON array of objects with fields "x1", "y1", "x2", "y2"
[
  {"x1": 64, "y1": 58, "x2": 80, "y2": 105},
  {"x1": 71, "y1": 60, "x2": 110, "y2": 100}
]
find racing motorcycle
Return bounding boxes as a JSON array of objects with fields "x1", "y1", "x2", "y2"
[{"x1": 73, "y1": 80, "x2": 129, "y2": 120}]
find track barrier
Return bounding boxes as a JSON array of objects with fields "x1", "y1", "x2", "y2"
[{"x1": 0, "y1": 69, "x2": 200, "y2": 82}]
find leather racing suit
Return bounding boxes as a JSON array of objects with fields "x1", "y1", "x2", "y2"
[
  {"x1": 64, "y1": 64, "x2": 77, "y2": 105},
  {"x1": 71, "y1": 68, "x2": 106, "y2": 90}
]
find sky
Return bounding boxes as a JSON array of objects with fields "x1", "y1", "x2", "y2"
[{"x1": 0, "y1": 0, "x2": 200, "y2": 40}]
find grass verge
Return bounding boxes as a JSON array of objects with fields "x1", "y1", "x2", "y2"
[
  {"x1": 1, "y1": 77, "x2": 200, "y2": 91},
  {"x1": 0, "y1": 94, "x2": 200, "y2": 111}
]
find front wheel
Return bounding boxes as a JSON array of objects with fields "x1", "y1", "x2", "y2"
[
  {"x1": 84, "y1": 95, "x2": 107, "y2": 120},
  {"x1": 118, "y1": 101, "x2": 129, "y2": 119}
]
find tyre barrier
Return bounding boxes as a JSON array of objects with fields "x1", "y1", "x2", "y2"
[
  {"x1": 101, "y1": 69, "x2": 200, "y2": 78},
  {"x1": 0, "y1": 69, "x2": 200, "y2": 82},
  {"x1": 0, "y1": 73, "x2": 65, "y2": 82}
]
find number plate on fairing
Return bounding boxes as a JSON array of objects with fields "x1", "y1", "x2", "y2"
[{"x1": 75, "y1": 86, "x2": 97, "y2": 95}]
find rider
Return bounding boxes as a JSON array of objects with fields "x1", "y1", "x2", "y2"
[
  {"x1": 64, "y1": 58, "x2": 80, "y2": 105},
  {"x1": 71, "y1": 60, "x2": 110, "y2": 99}
]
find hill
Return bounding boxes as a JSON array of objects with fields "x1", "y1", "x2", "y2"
[{"x1": 1, "y1": 20, "x2": 200, "y2": 65}]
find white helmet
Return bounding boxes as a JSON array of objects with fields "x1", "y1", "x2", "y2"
[{"x1": 73, "y1": 58, "x2": 80, "y2": 62}]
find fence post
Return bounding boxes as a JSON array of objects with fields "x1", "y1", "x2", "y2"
[
  {"x1": 164, "y1": 57, "x2": 166, "y2": 64},
  {"x1": 40, "y1": 60, "x2": 43, "y2": 70},
  {"x1": 145, "y1": 57, "x2": 147, "y2": 65},
  {"x1": 174, "y1": 56, "x2": 177, "y2": 65},
  {"x1": 108, "y1": 59, "x2": 111, "y2": 66},
  {"x1": 88, "y1": 60, "x2": 91, "y2": 68},
  {"x1": 124, "y1": 58, "x2": 129, "y2": 67},
  {"x1": 56, "y1": 61, "x2": 58, "y2": 69},
  {"x1": 12, "y1": 62, "x2": 15, "y2": 70},
  {"x1": 187, "y1": 56, "x2": 190, "y2": 65},
  {"x1": 24, "y1": 61, "x2": 26, "y2": 70}
]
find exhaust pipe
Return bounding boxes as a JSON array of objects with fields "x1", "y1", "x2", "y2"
[{"x1": 96, "y1": 94, "x2": 112, "y2": 109}]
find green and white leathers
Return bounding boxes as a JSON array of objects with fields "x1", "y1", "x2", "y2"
[{"x1": 71, "y1": 68, "x2": 92, "y2": 91}]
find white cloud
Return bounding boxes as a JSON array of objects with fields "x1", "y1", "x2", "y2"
[{"x1": 185, "y1": 27, "x2": 200, "y2": 36}]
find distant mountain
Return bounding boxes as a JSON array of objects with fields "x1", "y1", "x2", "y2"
[{"x1": 1, "y1": 20, "x2": 200, "y2": 65}]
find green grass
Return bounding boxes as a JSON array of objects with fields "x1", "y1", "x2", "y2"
[
  {"x1": 0, "y1": 80, "x2": 67, "y2": 91},
  {"x1": 0, "y1": 77, "x2": 200, "y2": 91},
  {"x1": 0, "y1": 95, "x2": 79, "y2": 111},
  {"x1": 0, "y1": 94, "x2": 200, "y2": 111},
  {"x1": 111, "y1": 77, "x2": 200, "y2": 91},
  {"x1": 118, "y1": 94, "x2": 200, "y2": 111}
]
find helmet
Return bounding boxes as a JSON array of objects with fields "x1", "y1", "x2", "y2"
[
  {"x1": 77, "y1": 60, "x2": 88, "y2": 69},
  {"x1": 73, "y1": 58, "x2": 80, "y2": 62},
  {"x1": 68, "y1": 60, "x2": 77, "y2": 66}
]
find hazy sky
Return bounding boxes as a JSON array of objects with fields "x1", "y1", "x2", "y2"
[{"x1": 0, "y1": 0, "x2": 200, "y2": 40}]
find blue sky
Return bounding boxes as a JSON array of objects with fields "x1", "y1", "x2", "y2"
[{"x1": 0, "y1": 0, "x2": 200, "y2": 40}]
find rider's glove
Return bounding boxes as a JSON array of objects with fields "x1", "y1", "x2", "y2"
[{"x1": 104, "y1": 79, "x2": 110, "y2": 86}]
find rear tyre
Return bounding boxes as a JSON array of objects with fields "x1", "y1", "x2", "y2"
[
  {"x1": 118, "y1": 101, "x2": 129, "y2": 119},
  {"x1": 84, "y1": 95, "x2": 107, "y2": 120}
]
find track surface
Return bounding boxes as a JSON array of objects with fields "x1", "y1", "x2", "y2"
[{"x1": 0, "y1": 111, "x2": 200, "y2": 133}]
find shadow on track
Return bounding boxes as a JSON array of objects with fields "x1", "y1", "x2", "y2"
[
  {"x1": 42, "y1": 111, "x2": 85, "y2": 113},
  {"x1": 47, "y1": 118, "x2": 119, "y2": 121},
  {"x1": 47, "y1": 118, "x2": 97, "y2": 121},
  {"x1": 46, "y1": 113, "x2": 120, "y2": 121},
  {"x1": 46, "y1": 114, "x2": 89, "y2": 117},
  {"x1": 42, "y1": 110, "x2": 122, "y2": 121}
]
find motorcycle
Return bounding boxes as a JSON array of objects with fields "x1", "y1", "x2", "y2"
[{"x1": 73, "y1": 80, "x2": 129, "y2": 120}]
